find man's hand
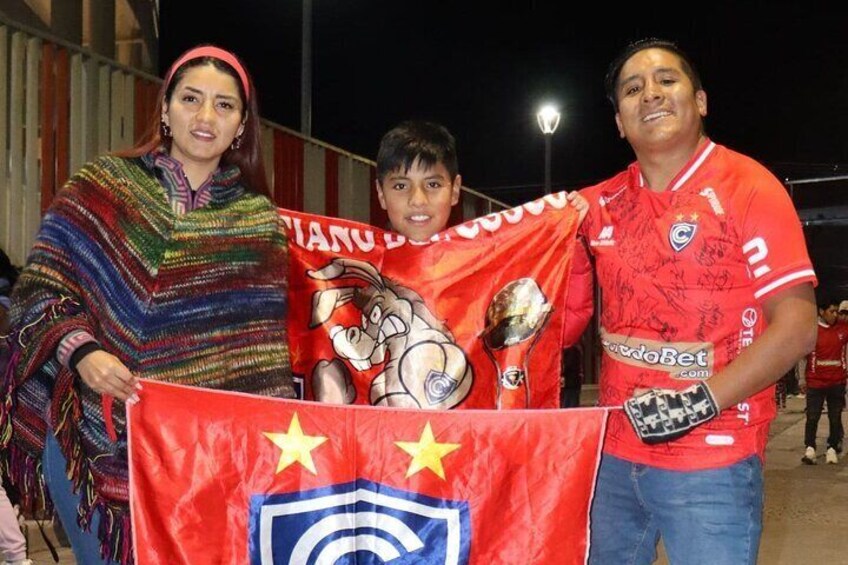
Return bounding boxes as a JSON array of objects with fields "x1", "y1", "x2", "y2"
[
  {"x1": 624, "y1": 382, "x2": 719, "y2": 444},
  {"x1": 566, "y1": 191, "x2": 590, "y2": 224}
]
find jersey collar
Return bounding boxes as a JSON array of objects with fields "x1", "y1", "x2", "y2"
[{"x1": 631, "y1": 139, "x2": 717, "y2": 192}]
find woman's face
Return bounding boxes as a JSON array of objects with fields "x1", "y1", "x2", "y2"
[{"x1": 162, "y1": 63, "x2": 245, "y2": 171}]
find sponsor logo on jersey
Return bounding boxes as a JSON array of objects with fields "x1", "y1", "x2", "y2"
[
  {"x1": 699, "y1": 187, "x2": 725, "y2": 215},
  {"x1": 250, "y1": 479, "x2": 470, "y2": 564},
  {"x1": 590, "y1": 225, "x2": 615, "y2": 247},
  {"x1": 598, "y1": 185, "x2": 627, "y2": 207},
  {"x1": 669, "y1": 214, "x2": 698, "y2": 252},
  {"x1": 600, "y1": 330, "x2": 714, "y2": 379},
  {"x1": 737, "y1": 307, "x2": 759, "y2": 354}
]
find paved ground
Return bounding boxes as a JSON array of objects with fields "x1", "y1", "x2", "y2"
[{"x1": 23, "y1": 392, "x2": 848, "y2": 564}]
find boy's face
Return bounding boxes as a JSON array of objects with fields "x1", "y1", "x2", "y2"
[{"x1": 376, "y1": 158, "x2": 461, "y2": 242}]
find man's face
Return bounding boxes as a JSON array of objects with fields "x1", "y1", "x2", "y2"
[
  {"x1": 838, "y1": 309, "x2": 848, "y2": 325},
  {"x1": 376, "y1": 158, "x2": 461, "y2": 242},
  {"x1": 613, "y1": 48, "x2": 707, "y2": 153}
]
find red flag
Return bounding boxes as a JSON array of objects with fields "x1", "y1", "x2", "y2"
[
  {"x1": 129, "y1": 381, "x2": 608, "y2": 564},
  {"x1": 283, "y1": 192, "x2": 580, "y2": 409}
]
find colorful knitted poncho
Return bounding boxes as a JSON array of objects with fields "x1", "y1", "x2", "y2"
[{"x1": 0, "y1": 155, "x2": 293, "y2": 563}]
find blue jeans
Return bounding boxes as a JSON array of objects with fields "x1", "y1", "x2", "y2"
[
  {"x1": 588, "y1": 453, "x2": 763, "y2": 565},
  {"x1": 43, "y1": 431, "x2": 116, "y2": 564}
]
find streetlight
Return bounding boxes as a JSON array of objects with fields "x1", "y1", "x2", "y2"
[{"x1": 536, "y1": 105, "x2": 561, "y2": 194}]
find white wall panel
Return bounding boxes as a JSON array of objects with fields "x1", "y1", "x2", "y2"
[
  {"x1": 302, "y1": 142, "x2": 325, "y2": 215},
  {"x1": 0, "y1": 26, "x2": 10, "y2": 256},
  {"x1": 23, "y1": 36, "x2": 41, "y2": 260},
  {"x1": 8, "y1": 32, "x2": 26, "y2": 265},
  {"x1": 349, "y1": 159, "x2": 371, "y2": 224},
  {"x1": 97, "y1": 65, "x2": 111, "y2": 154}
]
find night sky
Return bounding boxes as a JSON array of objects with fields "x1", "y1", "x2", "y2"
[
  {"x1": 160, "y1": 2, "x2": 848, "y2": 299},
  {"x1": 160, "y1": 1, "x2": 847, "y2": 206}
]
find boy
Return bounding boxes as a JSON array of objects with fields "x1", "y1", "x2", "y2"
[{"x1": 373, "y1": 119, "x2": 594, "y2": 403}]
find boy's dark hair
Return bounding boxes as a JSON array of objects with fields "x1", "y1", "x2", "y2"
[
  {"x1": 376, "y1": 121, "x2": 458, "y2": 183},
  {"x1": 604, "y1": 38, "x2": 703, "y2": 112}
]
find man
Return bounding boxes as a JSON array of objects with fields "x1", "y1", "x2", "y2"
[
  {"x1": 580, "y1": 39, "x2": 817, "y2": 564},
  {"x1": 799, "y1": 302, "x2": 847, "y2": 464},
  {"x1": 838, "y1": 300, "x2": 848, "y2": 326}
]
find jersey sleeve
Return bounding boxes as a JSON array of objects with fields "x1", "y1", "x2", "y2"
[
  {"x1": 561, "y1": 237, "x2": 594, "y2": 348},
  {"x1": 736, "y1": 172, "x2": 817, "y2": 302}
]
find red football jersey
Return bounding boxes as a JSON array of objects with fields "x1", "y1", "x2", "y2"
[
  {"x1": 580, "y1": 140, "x2": 817, "y2": 471},
  {"x1": 805, "y1": 321, "x2": 848, "y2": 389}
]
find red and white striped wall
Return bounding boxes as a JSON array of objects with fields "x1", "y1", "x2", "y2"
[{"x1": 0, "y1": 17, "x2": 506, "y2": 267}]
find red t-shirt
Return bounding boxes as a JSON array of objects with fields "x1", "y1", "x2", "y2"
[
  {"x1": 805, "y1": 321, "x2": 848, "y2": 389},
  {"x1": 580, "y1": 140, "x2": 817, "y2": 470}
]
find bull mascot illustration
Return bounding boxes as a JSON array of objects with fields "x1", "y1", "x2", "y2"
[{"x1": 308, "y1": 258, "x2": 474, "y2": 409}]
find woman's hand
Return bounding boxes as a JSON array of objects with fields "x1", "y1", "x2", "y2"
[
  {"x1": 566, "y1": 191, "x2": 590, "y2": 224},
  {"x1": 76, "y1": 350, "x2": 141, "y2": 404}
]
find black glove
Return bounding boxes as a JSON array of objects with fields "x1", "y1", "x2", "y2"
[{"x1": 624, "y1": 382, "x2": 719, "y2": 444}]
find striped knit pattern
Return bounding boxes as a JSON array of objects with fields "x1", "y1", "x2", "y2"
[{"x1": 1, "y1": 155, "x2": 293, "y2": 563}]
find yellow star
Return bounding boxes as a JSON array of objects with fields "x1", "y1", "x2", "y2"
[
  {"x1": 263, "y1": 413, "x2": 327, "y2": 475},
  {"x1": 675, "y1": 213, "x2": 684, "y2": 221},
  {"x1": 690, "y1": 212, "x2": 699, "y2": 221},
  {"x1": 395, "y1": 422, "x2": 461, "y2": 480}
]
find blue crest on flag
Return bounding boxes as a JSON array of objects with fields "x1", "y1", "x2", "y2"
[
  {"x1": 668, "y1": 222, "x2": 697, "y2": 252},
  {"x1": 249, "y1": 479, "x2": 471, "y2": 564}
]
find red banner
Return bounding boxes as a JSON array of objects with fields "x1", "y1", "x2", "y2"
[
  {"x1": 283, "y1": 192, "x2": 579, "y2": 409},
  {"x1": 129, "y1": 381, "x2": 608, "y2": 564}
]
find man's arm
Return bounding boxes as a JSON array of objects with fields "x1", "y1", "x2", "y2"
[
  {"x1": 707, "y1": 282, "x2": 817, "y2": 410},
  {"x1": 625, "y1": 282, "x2": 817, "y2": 444}
]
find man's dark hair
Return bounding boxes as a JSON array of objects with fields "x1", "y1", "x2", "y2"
[
  {"x1": 376, "y1": 120, "x2": 458, "y2": 183},
  {"x1": 604, "y1": 38, "x2": 703, "y2": 112}
]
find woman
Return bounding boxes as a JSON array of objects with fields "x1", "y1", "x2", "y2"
[{"x1": 1, "y1": 45, "x2": 294, "y2": 564}]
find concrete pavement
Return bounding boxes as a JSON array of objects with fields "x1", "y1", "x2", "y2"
[{"x1": 23, "y1": 393, "x2": 848, "y2": 564}]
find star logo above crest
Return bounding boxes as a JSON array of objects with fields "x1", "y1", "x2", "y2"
[
  {"x1": 264, "y1": 413, "x2": 327, "y2": 475},
  {"x1": 395, "y1": 421, "x2": 461, "y2": 480}
]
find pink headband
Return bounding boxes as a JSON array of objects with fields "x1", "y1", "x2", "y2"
[{"x1": 164, "y1": 45, "x2": 250, "y2": 101}]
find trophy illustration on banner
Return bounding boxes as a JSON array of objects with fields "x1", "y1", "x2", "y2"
[{"x1": 481, "y1": 278, "x2": 552, "y2": 409}]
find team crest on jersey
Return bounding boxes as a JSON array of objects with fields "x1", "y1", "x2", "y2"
[
  {"x1": 249, "y1": 479, "x2": 471, "y2": 564},
  {"x1": 669, "y1": 217, "x2": 698, "y2": 252}
]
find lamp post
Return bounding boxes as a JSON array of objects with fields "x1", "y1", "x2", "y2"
[{"x1": 536, "y1": 105, "x2": 561, "y2": 194}]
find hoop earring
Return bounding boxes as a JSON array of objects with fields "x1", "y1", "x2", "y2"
[
  {"x1": 230, "y1": 135, "x2": 242, "y2": 151},
  {"x1": 161, "y1": 120, "x2": 172, "y2": 138}
]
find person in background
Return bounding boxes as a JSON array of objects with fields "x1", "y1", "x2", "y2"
[
  {"x1": 0, "y1": 247, "x2": 17, "y2": 335},
  {"x1": 0, "y1": 248, "x2": 31, "y2": 565},
  {"x1": 560, "y1": 343, "x2": 585, "y2": 408},
  {"x1": 1, "y1": 45, "x2": 294, "y2": 564},
  {"x1": 580, "y1": 38, "x2": 817, "y2": 564},
  {"x1": 838, "y1": 300, "x2": 848, "y2": 326},
  {"x1": 799, "y1": 301, "x2": 847, "y2": 464}
]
